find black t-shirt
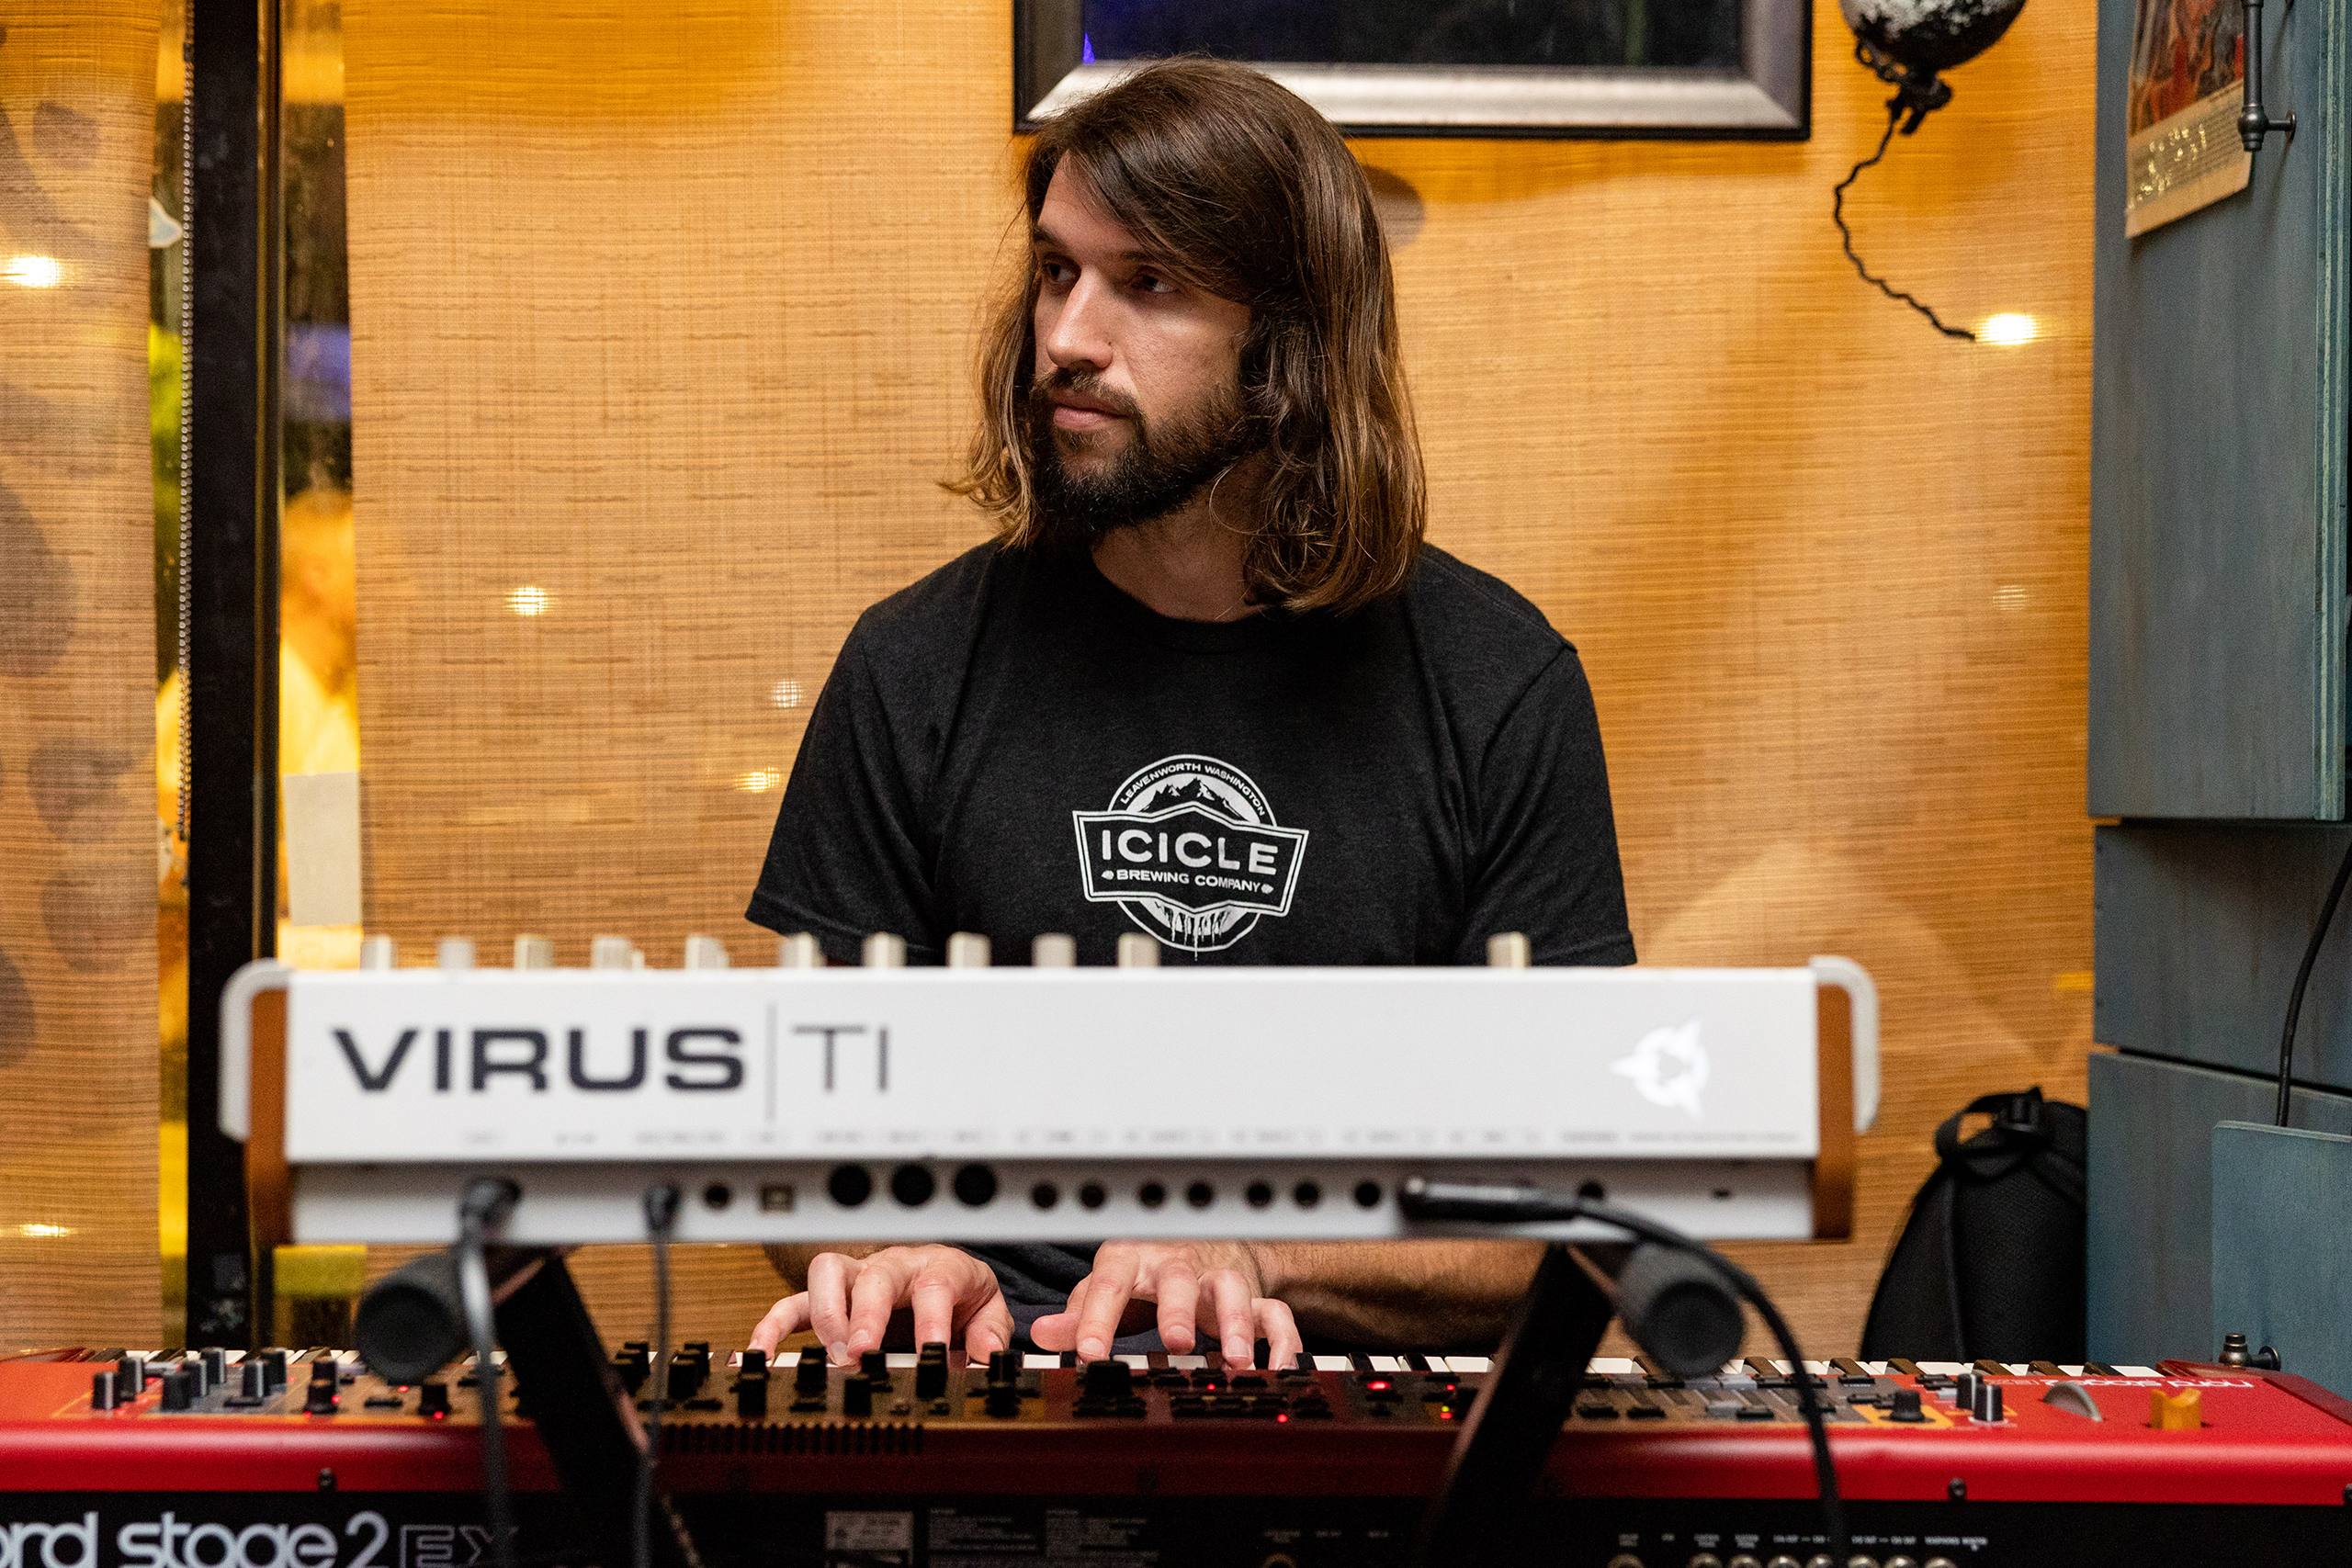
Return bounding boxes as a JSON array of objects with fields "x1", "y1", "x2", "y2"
[
  {"x1": 747, "y1": 539, "x2": 1634, "y2": 1340},
  {"x1": 749, "y1": 539, "x2": 1633, "y2": 967}
]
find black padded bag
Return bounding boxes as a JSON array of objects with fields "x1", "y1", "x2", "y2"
[{"x1": 1859, "y1": 1087, "x2": 2086, "y2": 1363}]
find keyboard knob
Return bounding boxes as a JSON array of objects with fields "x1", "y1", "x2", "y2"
[
  {"x1": 914, "y1": 1342, "x2": 948, "y2": 1400},
  {"x1": 1031, "y1": 933, "x2": 1077, "y2": 967},
  {"x1": 91, "y1": 1370, "x2": 116, "y2": 1411},
  {"x1": 796, "y1": 1347, "x2": 828, "y2": 1394},
  {"x1": 1115, "y1": 933, "x2": 1160, "y2": 968},
  {"x1": 683, "y1": 934, "x2": 730, "y2": 970},
  {"x1": 590, "y1": 934, "x2": 637, "y2": 970},
  {"x1": 241, "y1": 1360, "x2": 266, "y2": 1399},
  {"x1": 842, "y1": 1374, "x2": 873, "y2": 1418},
  {"x1": 862, "y1": 932, "x2": 907, "y2": 968},
  {"x1": 512, "y1": 934, "x2": 556, "y2": 969},
  {"x1": 419, "y1": 1381, "x2": 451, "y2": 1418},
  {"x1": 161, "y1": 1370, "x2": 192, "y2": 1411},
  {"x1": 776, "y1": 932, "x2": 822, "y2": 968},
  {"x1": 435, "y1": 938, "x2": 476, "y2": 969},
  {"x1": 734, "y1": 1367, "x2": 768, "y2": 1420},
  {"x1": 1486, "y1": 932, "x2": 1531, "y2": 968},
  {"x1": 945, "y1": 931, "x2": 991, "y2": 968},
  {"x1": 358, "y1": 935, "x2": 396, "y2": 970}
]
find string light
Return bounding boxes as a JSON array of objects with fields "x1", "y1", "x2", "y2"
[
  {"x1": 5, "y1": 255, "x2": 62, "y2": 288},
  {"x1": 507, "y1": 585, "x2": 550, "y2": 616},
  {"x1": 1981, "y1": 312, "x2": 2038, "y2": 346}
]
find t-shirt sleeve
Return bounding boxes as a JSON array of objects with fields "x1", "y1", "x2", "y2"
[
  {"x1": 1453, "y1": 647, "x2": 1637, "y2": 966},
  {"x1": 745, "y1": 625, "x2": 944, "y2": 964}
]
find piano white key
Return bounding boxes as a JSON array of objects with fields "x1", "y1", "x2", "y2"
[
  {"x1": 1311, "y1": 1355, "x2": 1352, "y2": 1372},
  {"x1": 1591, "y1": 1358, "x2": 1637, "y2": 1375},
  {"x1": 886, "y1": 1353, "x2": 919, "y2": 1370},
  {"x1": 1022, "y1": 1354, "x2": 1059, "y2": 1371},
  {"x1": 1115, "y1": 1354, "x2": 1150, "y2": 1371},
  {"x1": 2059, "y1": 1364, "x2": 2086, "y2": 1376},
  {"x1": 2116, "y1": 1365, "x2": 2160, "y2": 1378},
  {"x1": 1918, "y1": 1361, "x2": 1970, "y2": 1375},
  {"x1": 1368, "y1": 1355, "x2": 1406, "y2": 1372},
  {"x1": 1447, "y1": 1356, "x2": 1493, "y2": 1374},
  {"x1": 1803, "y1": 1360, "x2": 1833, "y2": 1375},
  {"x1": 2003, "y1": 1362, "x2": 2033, "y2": 1375},
  {"x1": 1861, "y1": 1361, "x2": 1892, "y2": 1376},
  {"x1": 1169, "y1": 1356, "x2": 1209, "y2": 1370}
]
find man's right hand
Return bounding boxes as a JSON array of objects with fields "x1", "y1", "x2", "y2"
[{"x1": 749, "y1": 1245, "x2": 1012, "y2": 1368}]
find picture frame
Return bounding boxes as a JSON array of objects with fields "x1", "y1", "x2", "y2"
[{"x1": 1013, "y1": 0, "x2": 1811, "y2": 140}]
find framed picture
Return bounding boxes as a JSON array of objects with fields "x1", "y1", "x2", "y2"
[
  {"x1": 1013, "y1": 0, "x2": 1810, "y2": 139},
  {"x1": 2124, "y1": 0, "x2": 2252, "y2": 237}
]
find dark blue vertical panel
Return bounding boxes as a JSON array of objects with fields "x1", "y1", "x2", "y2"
[
  {"x1": 2089, "y1": 0, "x2": 2347, "y2": 819},
  {"x1": 2087, "y1": 1052, "x2": 2352, "y2": 1364},
  {"x1": 2095, "y1": 823, "x2": 2352, "y2": 1088}
]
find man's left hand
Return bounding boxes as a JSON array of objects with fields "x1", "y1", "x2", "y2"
[{"x1": 1028, "y1": 1240, "x2": 1302, "y2": 1368}]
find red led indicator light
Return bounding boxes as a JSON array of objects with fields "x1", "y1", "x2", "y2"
[{"x1": 1366, "y1": 1380, "x2": 1389, "y2": 1391}]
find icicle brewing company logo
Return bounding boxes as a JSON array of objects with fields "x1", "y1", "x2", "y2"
[{"x1": 1072, "y1": 754, "x2": 1308, "y2": 953}]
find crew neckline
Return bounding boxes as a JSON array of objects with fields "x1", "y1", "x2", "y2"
[{"x1": 1073, "y1": 549, "x2": 1297, "y2": 654}]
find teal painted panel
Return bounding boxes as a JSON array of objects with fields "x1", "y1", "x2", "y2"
[
  {"x1": 2087, "y1": 1053, "x2": 2352, "y2": 1365},
  {"x1": 2089, "y1": 0, "x2": 2348, "y2": 819},
  {"x1": 2094, "y1": 824, "x2": 2352, "y2": 1089},
  {"x1": 2213, "y1": 1121, "x2": 2352, "y2": 1396}
]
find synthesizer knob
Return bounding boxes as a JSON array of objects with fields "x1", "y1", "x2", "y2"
[
  {"x1": 261, "y1": 1349, "x2": 288, "y2": 1393},
  {"x1": 240, "y1": 1360, "x2": 266, "y2": 1400},
  {"x1": 435, "y1": 937, "x2": 476, "y2": 969},
  {"x1": 91, "y1": 1370, "x2": 115, "y2": 1411},
  {"x1": 861, "y1": 1350, "x2": 889, "y2": 1382},
  {"x1": 117, "y1": 1356, "x2": 146, "y2": 1394},
  {"x1": 305, "y1": 1361, "x2": 339, "y2": 1415},
  {"x1": 984, "y1": 1382, "x2": 1022, "y2": 1418},
  {"x1": 777, "y1": 932, "x2": 822, "y2": 968},
  {"x1": 1031, "y1": 933, "x2": 1077, "y2": 967},
  {"x1": 914, "y1": 1342, "x2": 948, "y2": 1400},
  {"x1": 842, "y1": 1374, "x2": 874, "y2": 1418},
  {"x1": 1082, "y1": 1359, "x2": 1133, "y2": 1398},
  {"x1": 1972, "y1": 1382, "x2": 2004, "y2": 1423},
  {"x1": 683, "y1": 934, "x2": 730, "y2": 970},
  {"x1": 160, "y1": 1369, "x2": 193, "y2": 1411},
  {"x1": 862, "y1": 931, "x2": 908, "y2": 968},
  {"x1": 796, "y1": 1347, "x2": 828, "y2": 1395},
  {"x1": 742, "y1": 1349, "x2": 768, "y2": 1378},
  {"x1": 986, "y1": 1349, "x2": 1018, "y2": 1385},
  {"x1": 1886, "y1": 1387, "x2": 1926, "y2": 1423},
  {"x1": 359, "y1": 934, "x2": 397, "y2": 970},
  {"x1": 1486, "y1": 932, "x2": 1532, "y2": 967},
  {"x1": 419, "y1": 1382, "x2": 451, "y2": 1418},
  {"x1": 512, "y1": 934, "x2": 556, "y2": 969},
  {"x1": 590, "y1": 934, "x2": 638, "y2": 970},
  {"x1": 613, "y1": 1343, "x2": 650, "y2": 1394},
  {"x1": 1952, "y1": 1371, "x2": 1981, "y2": 1411},
  {"x1": 945, "y1": 931, "x2": 991, "y2": 968},
  {"x1": 735, "y1": 1365, "x2": 769, "y2": 1420},
  {"x1": 1115, "y1": 932, "x2": 1160, "y2": 968},
  {"x1": 200, "y1": 1348, "x2": 227, "y2": 1390}
]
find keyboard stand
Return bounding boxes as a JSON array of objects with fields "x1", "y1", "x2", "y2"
[
  {"x1": 492, "y1": 1251, "x2": 704, "y2": 1568},
  {"x1": 1413, "y1": 1242, "x2": 1615, "y2": 1565}
]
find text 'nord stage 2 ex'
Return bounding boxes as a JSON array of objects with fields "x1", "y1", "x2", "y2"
[{"x1": 217, "y1": 938, "x2": 1880, "y2": 1247}]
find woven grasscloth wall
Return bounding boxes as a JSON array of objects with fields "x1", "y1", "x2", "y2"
[
  {"x1": 0, "y1": 1, "x2": 164, "y2": 1346},
  {"x1": 345, "y1": 0, "x2": 2094, "y2": 1353}
]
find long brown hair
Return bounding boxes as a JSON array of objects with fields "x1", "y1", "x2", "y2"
[{"x1": 952, "y1": 59, "x2": 1425, "y2": 615}]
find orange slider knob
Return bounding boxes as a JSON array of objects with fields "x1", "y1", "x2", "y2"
[{"x1": 2148, "y1": 1386, "x2": 2203, "y2": 1430}]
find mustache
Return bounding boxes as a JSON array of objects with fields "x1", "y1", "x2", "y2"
[{"x1": 1028, "y1": 368, "x2": 1142, "y2": 423}]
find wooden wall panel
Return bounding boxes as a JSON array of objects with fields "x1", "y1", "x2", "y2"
[
  {"x1": 0, "y1": 0, "x2": 165, "y2": 1346},
  {"x1": 344, "y1": 0, "x2": 2095, "y2": 1354}
]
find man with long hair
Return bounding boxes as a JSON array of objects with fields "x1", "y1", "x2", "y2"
[{"x1": 747, "y1": 60, "x2": 1633, "y2": 1370}]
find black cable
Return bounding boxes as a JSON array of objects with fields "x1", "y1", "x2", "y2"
[
  {"x1": 1399, "y1": 1179, "x2": 1847, "y2": 1562},
  {"x1": 456, "y1": 1179, "x2": 522, "y2": 1568},
  {"x1": 639, "y1": 1184, "x2": 682, "y2": 1568},
  {"x1": 1833, "y1": 105, "x2": 1977, "y2": 344},
  {"x1": 2276, "y1": 835, "x2": 2352, "y2": 1127}
]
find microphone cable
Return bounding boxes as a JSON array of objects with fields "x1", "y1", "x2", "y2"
[
  {"x1": 2275, "y1": 836, "x2": 2352, "y2": 1128},
  {"x1": 638, "y1": 1184, "x2": 682, "y2": 1568},
  {"x1": 455, "y1": 1178, "x2": 522, "y2": 1568}
]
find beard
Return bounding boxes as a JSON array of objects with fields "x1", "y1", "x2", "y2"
[{"x1": 1027, "y1": 367, "x2": 1260, "y2": 545}]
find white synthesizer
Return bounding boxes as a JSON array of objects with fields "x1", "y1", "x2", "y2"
[{"x1": 220, "y1": 933, "x2": 1877, "y2": 1247}]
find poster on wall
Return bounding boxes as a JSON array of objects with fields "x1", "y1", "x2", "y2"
[{"x1": 2126, "y1": 0, "x2": 2253, "y2": 237}]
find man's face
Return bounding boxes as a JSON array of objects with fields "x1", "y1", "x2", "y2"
[{"x1": 1028, "y1": 162, "x2": 1258, "y2": 536}]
